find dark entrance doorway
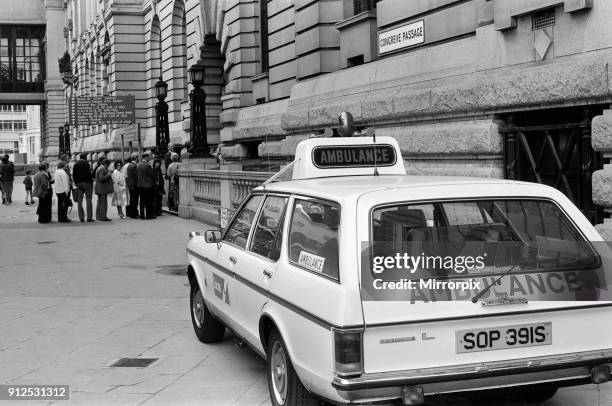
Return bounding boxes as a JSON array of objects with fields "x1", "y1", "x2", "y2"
[{"x1": 501, "y1": 106, "x2": 605, "y2": 225}]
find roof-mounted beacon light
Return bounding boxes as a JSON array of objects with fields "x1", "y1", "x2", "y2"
[{"x1": 338, "y1": 111, "x2": 356, "y2": 137}]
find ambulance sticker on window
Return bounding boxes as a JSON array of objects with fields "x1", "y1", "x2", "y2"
[
  {"x1": 312, "y1": 145, "x2": 397, "y2": 168},
  {"x1": 298, "y1": 251, "x2": 326, "y2": 273}
]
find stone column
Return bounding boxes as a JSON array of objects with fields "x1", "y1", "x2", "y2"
[
  {"x1": 591, "y1": 109, "x2": 612, "y2": 239},
  {"x1": 42, "y1": 0, "x2": 68, "y2": 161}
]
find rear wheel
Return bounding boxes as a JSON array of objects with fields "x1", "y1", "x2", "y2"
[
  {"x1": 267, "y1": 329, "x2": 321, "y2": 406},
  {"x1": 190, "y1": 281, "x2": 225, "y2": 343}
]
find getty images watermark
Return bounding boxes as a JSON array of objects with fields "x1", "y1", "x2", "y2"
[
  {"x1": 360, "y1": 241, "x2": 611, "y2": 303},
  {"x1": 371, "y1": 252, "x2": 486, "y2": 292}
]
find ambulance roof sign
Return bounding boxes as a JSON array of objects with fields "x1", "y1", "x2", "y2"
[
  {"x1": 291, "y1": 136, "x2": 406, "y2": 180},
  {"x1": 312, "y1": 145, "x2": 397, "y2": 168}
]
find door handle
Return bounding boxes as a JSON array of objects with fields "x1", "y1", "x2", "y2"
[
  {"x1": 229, "y1": 256, "x2": 237, "y2": 264},
  {"x1": 263, "y1": 269, "x2": 273, "y2": 278}
]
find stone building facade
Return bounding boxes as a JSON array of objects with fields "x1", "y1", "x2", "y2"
[
  {"x1": 0, "y1": 0, "x2": 66, "y2": 161},
  {"x1": 60, "y1": 0, "x2": 612, "y2": 228},
  {"x1": 0, "y1": 105, "x2": 27, "y2": 162},
  {"x1": 19, "y1": 105, "x2": 42, "y2": 164}
]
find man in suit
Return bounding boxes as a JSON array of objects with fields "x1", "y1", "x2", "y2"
[
  {"x1": 72, "y1": 153, "x2": 94, "y2": 222},
  {"x1": 94, "y1": 158, "x2": 113, "y2": 221},
  {"x1": 0, "y1": 154, "x2": 15, "y2": 205},
  {"x1": 126, "y1": 153, "x2": 139, "y2": 218},
  {"x1": 137, "y1": 152, "x2": 155, "y2": 219}
]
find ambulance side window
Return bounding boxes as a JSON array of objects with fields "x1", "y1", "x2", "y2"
[
  {"x1": 249, "y1": 196, "x2": 288, "y2": 261},
  {"x1": 224, "y1": 195, "x2": 263, "y2": 249},
  {"x1": 288, "y1": 198, "x2": 340, "y2": 280}
]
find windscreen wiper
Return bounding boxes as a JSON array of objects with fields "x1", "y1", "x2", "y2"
[{"x1": 470, "y1": 264, "x2": 520, "y2": 303}]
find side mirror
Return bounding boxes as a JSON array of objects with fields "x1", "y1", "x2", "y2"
[{"x1": 204, "y1": 230, "x2": 222, "y2": 243}]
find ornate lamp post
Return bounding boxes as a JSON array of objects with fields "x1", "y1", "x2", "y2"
[
  {"x1": 58, "y1": 126, "x2": 65, "y2": 158},
  {"x1": 154, "y1": 77, "x2": 170, "y2": 156},
  {"x1": 187, "y1": 49, "x2": 211, "y2": 157},
  {"x1": 63, "y1": 123, "x2": 71, "y2": 158}
]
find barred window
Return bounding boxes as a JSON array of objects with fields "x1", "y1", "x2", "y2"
[
  {"x1": 353, "y1": 0, "x2": 380, "y2": 15},
  {"x1": 533, "y1": 8, "x2": 555, "y2": 30}
]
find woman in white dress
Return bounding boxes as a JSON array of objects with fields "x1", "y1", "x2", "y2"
[{"x1": 111, "y1": 161, "x2": 128, "y2": 219}]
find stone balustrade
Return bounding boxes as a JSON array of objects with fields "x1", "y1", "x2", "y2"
[{"x1": 177, "y1": 166, "x2": 274, "y2": 225}]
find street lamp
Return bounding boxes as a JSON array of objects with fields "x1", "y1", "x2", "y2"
[
  {"x1": 63, "y1": 123, "x2": 71, "y2": 158},
  {"x1": 187, "y1": 45, "x2": 211, "y2": 158},
  {"x1": 58, "y1": 126, "x2": 65, "y2": 158},
  {"x1": 154, "y1": 77, "x2": 169, "y2": 156}
]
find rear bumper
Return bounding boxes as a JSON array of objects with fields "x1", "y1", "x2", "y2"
[{"x1": 332, "y1": 349, "x2": 612, "y2": 403}]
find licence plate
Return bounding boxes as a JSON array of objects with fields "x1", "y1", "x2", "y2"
[{"x1": 456, "y1": 322, "x2": 552, "y2": 353}]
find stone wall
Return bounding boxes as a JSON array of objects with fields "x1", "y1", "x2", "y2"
[
  {"x1": 282, "y1": 55, "x2": 610, "y2": 132},
  {"x1": 592, "y1": 109, "x2": 612, "y2": 239}
]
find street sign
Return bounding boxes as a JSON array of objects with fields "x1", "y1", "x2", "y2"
[
  {"x1": 117, "y1": 124, "x2": 139, "y2": 142},
  {"x1": 69, "y1": 95, "x2": 136, "y2": 125},
  {"x1": 378, "y1": 20, "x2": 425, "y2": 55}
]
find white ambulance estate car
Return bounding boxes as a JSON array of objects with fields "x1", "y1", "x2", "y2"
[{"x1": 186, "y1": 134, "x2": 612, "y2": 405}]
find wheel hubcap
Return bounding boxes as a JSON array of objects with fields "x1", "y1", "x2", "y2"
[
  {"x1": 270, "y1": 341, "x2": 288, "y2": 404},
  {"x1": 192, "y1": 289, "x2": 205, "y2": 328}
]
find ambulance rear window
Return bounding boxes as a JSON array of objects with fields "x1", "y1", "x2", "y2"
[{"x1": 371, "y1": 199, "x2": 599, "y2": 276}]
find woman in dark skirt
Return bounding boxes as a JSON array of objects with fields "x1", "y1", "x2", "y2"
[
  {"x1": 32, "y1": 162, "x2": 53, "y2": 223},
  {"x1": 152, "y1": 158, "x2": 165, "y2": 216}
]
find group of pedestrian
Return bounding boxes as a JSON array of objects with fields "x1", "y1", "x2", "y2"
[
  {"x1": 124, "y1": 152, "x2": 166, "y2": 219},
  {"x1": 2, "y1": 147, "x2": 180, "y2": 224}
]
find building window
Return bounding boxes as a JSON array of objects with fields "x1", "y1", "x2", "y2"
[
  {"x1": 533, "y1": 8, "x2": 555, "y2": 30},
  {"x1": 0, "y1": 140, "x2": 18, "y2": 154},
  {"x1": 0, "y1": 25, "x2": 45, "y2": 93},
  {"x1": 347, "y1": 55, "x2": 364, "y2": 68},
  {"x1": 259, "y1": 0, "x2": 269, "y2": 73},
  {"x1": 150, "y1": 15, "x2": 161, "y2": 81},
  {"x1": 102, "y1": 59, "x2": 109, "y2": 96},
  {"x1": 353, "y1": 0, "x2": 379, "y2": 15},
  {"x1": 171, "y1": 0, "x2": 188, "y2": 102}
]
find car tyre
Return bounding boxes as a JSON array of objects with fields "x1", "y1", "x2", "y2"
[
  {"x1": 267, "y1": 329, "x2": 321, "y2": 406},
  {"x1": 190, "y1": 281, "x2": 225, "y2": 343}
]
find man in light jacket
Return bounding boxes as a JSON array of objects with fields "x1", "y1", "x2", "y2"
[
  {"x1": 94, "y1": 158, "x2": 113, "y2": 221},
  {"x1": 53, "y1": 161, "x2": 71, "y2": 223}
]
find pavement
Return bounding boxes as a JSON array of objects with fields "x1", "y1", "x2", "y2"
[
  {"x1": 0, "y1": 177, "x2": 268, "y2": 406},
  {"x1": 0, "y1": 177, "x2": 611, "y2": 406}
]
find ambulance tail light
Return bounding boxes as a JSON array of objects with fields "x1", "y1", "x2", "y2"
[{"x1": 333, "y1": 328, "x2": 363, "y2": 377}]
